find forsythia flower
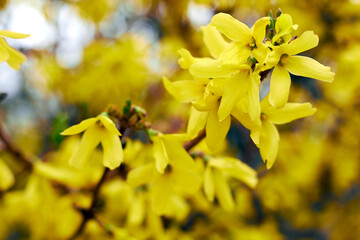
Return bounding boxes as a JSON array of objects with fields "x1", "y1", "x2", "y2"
[
  {"x1": 165, "y1": 11, "x2": 334, "y2": 168},
  {"x1": 248, "y1": 95, "x2": 317, "y2": 169},
  {"x1": 267, "y1": 30, "x2": 335, "y2": 108},
  {"x1": 0, "y1": 30, "x2": 30, "y2": 69},
  {"x1": 61, "y1": 114, "x2": 123, "y2": 170},
  {"x1": 203, "y1": 156, "x2": 258, "y2": 211}
]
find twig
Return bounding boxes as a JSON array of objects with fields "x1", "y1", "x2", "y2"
[
  {"x1": 69, "y1": 167, "x2": 109, "y2": 240},
  {"x1": 183, "y1": 130, "x2": 206, "y2": 152}
]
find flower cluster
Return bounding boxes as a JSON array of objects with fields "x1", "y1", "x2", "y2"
[{"x1": 165, "y1": 12, "x2": 334, "y2": 169}]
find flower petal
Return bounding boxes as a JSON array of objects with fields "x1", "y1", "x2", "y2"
[
  {"x1": 247, "y1": 74, "x2": 261, "y2": 122},
  {"x1": 178, "y1": 48, "x2": 212, "y2": 69},
  {"x1": 213, "y1": 168, "x2": 234, "y2": 211},
  {"x1": 61, "y1": 118, "x2": 98, "y2": 135},
  {"x1": 152, "y1": 174, "x2": 172, "y2": 215},
  {"x1": 163, "y1": 77, "x2": 204, "y2": 103},
  {"x1": 204, "y1": 166, "x2": 215, "y2": 202},
  {"x1": 218, "y1": 71, "x2": 250, "y2": 121},
  {"x1": 101, "y1": 129, "x2": 123, "y2": 170},
  {"x1": 187, "y1": 107, "x2": 208, "y2": 139},
  {"x1": 173, "y1": 167, "x2": 201, "y2": 195},
  {"x1": 283, "y1": 31, "x2": 318, "y2": 56},
  {"x1": 0, "y1": 41, "x2": 10, "y2": 63},
  {"x1": 259, "y1": 120, "x2": 279, "y2": 169},
  {"x1": 219, "y1": 42, "x2": 250, "y2": 64},
  {"x1": 211, "y1": 13, "x2": 252, "y2": 44},
  {"x1": 0, "y1": 38, "x2": 27, "y2": 70},
  {"x1": 209, "y1": 157, "x2": 258, "y2": 188},
  {"x1": 269, "y1": 65, "x2": 291, "y2": 108},
  {"x1": 286, "y1": 55, "x2": 335, "y2": 82},
  {"x1": 127, "y1": 163, "x2": 154, "y2": 188},
  {"x1": 0, "y1": 30, "x2": 30, "y2": 39},
  {"x1": 264, "y1": 102, "x2": 317, "y2": 125},
  {"x1": 202, "y1": 25, "x2": 228, "y2": 59},
  {"x1": 190, "y1": 59, "x2": 239, "y2": 78},
  {"x1": 206, "y1": 109, "x2": 231, "y2": 151},
  {"x1": 153, "y1": 136, "x2": 169, "y2": 174},
  {"x1": 252, "y1": 17, "x2": 270, "y2": 43},
  {"x1": 99, "y1": 115, "x2": 121, "y2": 136},
  {"x1": 69, "y1": 125, "x2": 101, "y2": 169}
]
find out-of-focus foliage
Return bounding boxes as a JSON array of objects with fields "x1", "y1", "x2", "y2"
[{"x1": 0, "y1": 0, "x2": 360, "y2": 239}]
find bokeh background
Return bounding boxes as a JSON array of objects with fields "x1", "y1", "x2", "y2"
[{"x1": 0, "y1": 0, "x2": 360, "y2": 239}]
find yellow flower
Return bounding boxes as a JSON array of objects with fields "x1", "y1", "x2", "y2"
[
  {"x1": 210, "y1": 13, "x2": 270, "y2": 63},
  {"x1": 250, "y1": 95, "x2": 317, "y2": 169},
  {"x1": 0, "y1": 30, "x2": 30, "y2": 70},
  {"x1": 203, "y1": 156, "x2": 258, "y2": 211},
  {"x1": 271, "y1": 13, "x2": 298, "y2": 45},
  {"x1": 61, "y1": 114, "x2": 123, "y2": 170},
  {"x1": 268, "y1": 31, "x2": 335, "y2": 108}
]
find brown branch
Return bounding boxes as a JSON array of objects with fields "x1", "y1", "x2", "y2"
[
  {"x1": 183, "y1": 130, "x2": 206, "y2": 152},
  {"x1": 0, "y1": 122, "x2": 33, "y2": 169},
  {"x1": 69, "y1": 167, "x2": 110, "y2": 240}
]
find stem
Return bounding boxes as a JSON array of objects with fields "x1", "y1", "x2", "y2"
[
  {"x1": 0, "y1": 122, "x2": 33, "y2": 168},
  {"x1": 183, "y1": 130, "x2": 206, "y2": 152},
  {"x1": 69, "y1": 167, "x2": 109, "y2": 240}
]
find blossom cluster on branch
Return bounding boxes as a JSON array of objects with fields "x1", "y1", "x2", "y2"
[{"x1": 0, "y1": 10, "x2": 335, "y2": 240}]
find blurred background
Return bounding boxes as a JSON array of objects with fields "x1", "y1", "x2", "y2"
[{"x1": 0, "y1": 0, "x2": 360, "y2": 239}]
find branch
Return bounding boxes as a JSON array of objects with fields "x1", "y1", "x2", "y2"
[
  {"x1": 183, "y1": 130, "x2": 206, "y2": 152},
  {"x1": 69, "y1": 167, "x2": 110, "y2": 240}
]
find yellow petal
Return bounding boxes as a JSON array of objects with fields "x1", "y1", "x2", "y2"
[
  {"x1": 98, "y1": 115, "x2": 121, "y2": 136},
  {"x1": 218, "y1": 71, "x2": 250, "y2": 121},
  {"x1": 61, "y1": 117, "x2": 98, "y2": 135},
  {"x1": 163, "y1": 77, "x2": 204, "y2": 103},
  {"x1": 213, "y1": 168, "x2": 234, "y2": 211},
  {"x1": 177, "y1": 48, "x2": 212, "y2": 69},
  {"x1": 269, "y1": 65, "x2": 291, "y2": 108},
  {"x1": 252, "y1": 43, "x2": 269, "y2": 64},
  {"x1": 259, "y1": 119, "x2": 279, "y2": 169},
  {"x1": 219, "y1": 42, "x2": 251, "y2": 64},
  {"x1": 164, "y1": 135, "x2": 196, "y2": 168},
  {"x1": 283, "y1": 31, "x2": 319, "y2": 56},
  {"x1": 173, "y1": 167, "x2": 201, "y2": 195},
  {"x1": 152, "y1": 174, "x2": 172, "y2": 215},
  {"x1": 101, "y1": 129, "x2": 123, "y2": 170},
  {"x1": 250, "y1": 127, "x2": 261, "y2": 146},
  {"x1": 204, "y1": 166, "x2": 215, "y2": 202},
  {"x1": 251, "y1": 17, "x2": 270, "y2": 43},
  {"x1": 286, "y1": 55, "x2": 335, "y2": 82},
  {"x1": 0, "y1": 41, "x2": 10, "y2": 63},
  {"x1": 0, "y1": 158, "x2": 15, "y2": 190},
  {"x1": 264, "y1": 102, "x2": 317, "y2": 125},
  {"x1": 206, "y1": 109, "x2": 231, "y2": 151},
  {"x1": 232, "y1": 101, "x2": 262, "y2": 130},
  {"x1": 211, "y1": 13, "x2": 252, "y2": 44},
  {"x1": 0, "y1": 38, "x2": 26, "y2": 70},
  {"x1": 273, "y1": 14, "x2": 297, "y2": 43},
  {"x1": 127, "y1": 195, "x2": 145, "y2": 226},
  {"x1": 202, "y1": 25, "x2": 228, "y2": 59},
  {"x1": 187, "y1": 107, "x2": 208, "y2": 139},
  {"x1": 247, "y1": 74, "x2": 261, "y2": 122},
  {"x1": 127, "y1": 163, "x2": 154, "y2": 188},
  {"x1": 69, "y1": 125, "x2": 101, "y2": 168},
  {"x1": 0, "y1": 30, "x2": 30, "y2": 39},
  {"x1": 190, "y1": 59, "x2": 239, "y2": 78},
  {"x1": 209, "y1": 157, "x2": 258, "y2": 188},
  {"x1": 153, "y1": 136, "x2": 169, "y2": 174}
]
